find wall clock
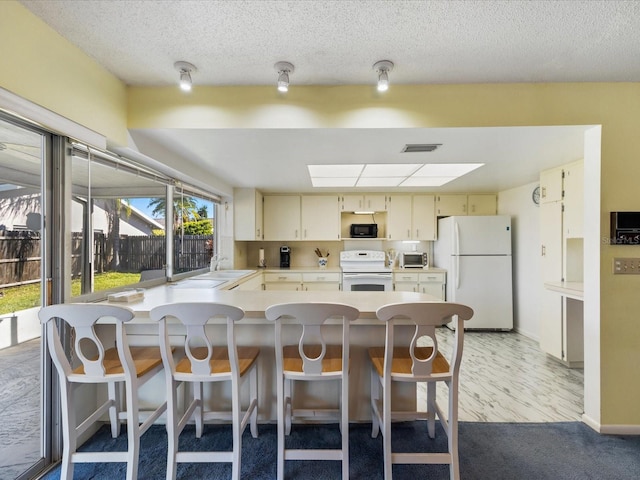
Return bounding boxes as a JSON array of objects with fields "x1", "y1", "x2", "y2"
[{"x1": 532, "y1": 185, "x2": 541, "y2": 205}]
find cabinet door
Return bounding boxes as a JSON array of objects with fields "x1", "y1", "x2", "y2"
[
  {"x1": 303, "y1": 282, "x2": 341, "y2": 291},
  {"x1": 394, "y1": 282, "x2": 417, "y2": 292},
  {"x1": 467, "y1": 194, "x2": 497, "y2": 215},
  {"x1": 540, "y1": 202, "x2": 563, "y2": 282},
  {"x1": 539, "y1": 290, "x2": 564, "y2": 359},
  {"x1": 263, "y1": 195, "x2": 301, "y2": 241},
  {"x1": 419, "y1": 272, "x2": 446, "y2": 300},
  {"x1": 234, "y1": 188, "x2": 263, "y2": 240},
  {"x1": 436, "y1": 194, "x2": 467, "y2": 216},
  {"x1": 340, "y1": 195, "x2": 364, "y2": 212},
  {"x1": 386, "y1": 195, "x2": 412, "y2": 240},
  {"x1": 563, "y1": 161, "x2": 584, "y2": 238},
  {"x1": 540, "y1": 166, "x2": 563, "y2": 204},
  {"x1": 412, "y1": 195, "x2": 436, "y2": 240},
  {"x1": 264, "y1": 282, "x2": 301, "y2": 291},
  {"x1": 301, "y1": 195, "x2": 340, "y2": 240},
  {"x1": 364, "y1": 195, "x2": 387, "y2": 212}
]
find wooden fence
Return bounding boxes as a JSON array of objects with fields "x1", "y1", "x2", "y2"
[{"x1": 0, "y1": 232, "x2": 213, "y2": 287}]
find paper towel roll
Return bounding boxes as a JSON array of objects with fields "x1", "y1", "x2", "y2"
[{"x1": 259, "y1": 248, "x2": 265, "y2": 267}]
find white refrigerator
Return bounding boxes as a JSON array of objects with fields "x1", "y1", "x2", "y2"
[{"x1": 433, "y1": 215, "x2": 513, "y2": 330}]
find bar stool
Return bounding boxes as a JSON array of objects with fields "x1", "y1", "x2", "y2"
[
  {"x1": 368, "y1": 302, "x2": 474, "y2": 480},
  {"x1": 149, "y1": 302, "x2": 259, "y2": 480},
  {"x1": 265, "y1": 302, "x2": 360, "y2": 480},
  {"x1": 39, "y1": 303, "x2": 167, "y2": 480}
]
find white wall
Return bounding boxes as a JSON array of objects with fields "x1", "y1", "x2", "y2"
[{"x1": 498, "y1": 181, "x2": 541, "y2": 340}]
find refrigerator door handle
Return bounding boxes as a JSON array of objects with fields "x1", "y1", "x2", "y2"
[
  {"x1": 454, "y1": 220, "x2": 460, "y2": 256},
  {"x1": 455, "y1": 254, "x2": 460, "y2": 289}
]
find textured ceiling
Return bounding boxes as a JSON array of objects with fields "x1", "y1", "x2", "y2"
[
  {"x1": 16, "y1": 0, "x2": 631, "y2": 194},
  {"x1": 20, "y1": 0, "x2": 640, "y2": 86}
]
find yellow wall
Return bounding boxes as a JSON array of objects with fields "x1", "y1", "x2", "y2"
[
  {"x1": 4, "y1": 1, "x2": 640, "y2": 427},
  {"x1": 0, "y1": 1, "x2": 128, "y2": 145}
]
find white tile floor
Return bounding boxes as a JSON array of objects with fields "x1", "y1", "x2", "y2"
[
  {"x1": 418, "y1": 328, "x2": 584, "y2": 422},
  {"x1": 0, "y1": 329, "x2": 584, "y2": 479}
]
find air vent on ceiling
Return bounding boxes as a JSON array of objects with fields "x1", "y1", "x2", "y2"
[{"x1": 401, "y1": 144, "x2": 442, "y2": 153}]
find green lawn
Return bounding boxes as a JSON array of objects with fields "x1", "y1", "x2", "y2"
[{"x1": 0, "y1": 272, "x2": 141, "y2": 315}]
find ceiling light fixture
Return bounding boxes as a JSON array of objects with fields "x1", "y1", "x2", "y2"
[
  {"x1": 274, "y1": 61, "x2": 295, "y2": 92},
  {"x1": 373, "y1": 60, "x2": 394, "y2": 92},
  {"x1": 174, "y1": 61, "x2": 197, "y2": 92}
]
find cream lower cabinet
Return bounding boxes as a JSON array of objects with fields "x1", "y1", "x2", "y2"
[
  {"x1": 263, "y1": 272, "x2": 302, "y2": 291},
  {"x1": 393, "y1": 271, "x2": 445, "y2": 300},
  {"x1": 301, "y1": 272, "x2": 341, "y2": 291},
  {"x1": 263, "y1": 271, "x2": 340, "y2": 291}
]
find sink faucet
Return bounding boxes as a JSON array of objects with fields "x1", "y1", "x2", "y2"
[{"x1": 210, "y1": 254, "x2": 228, "y2": 271}]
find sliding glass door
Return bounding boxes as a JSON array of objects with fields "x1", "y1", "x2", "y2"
[{"x1": 0, "y1": 115, "x2": 49, "y2": 479}]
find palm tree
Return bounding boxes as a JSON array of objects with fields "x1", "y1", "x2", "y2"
[
  {"x1": 104, "y1": 198, "x2": 131, "y2": 271},
  {"x1": 148, "y1": 196, "x2": 199, "y2": 231}
]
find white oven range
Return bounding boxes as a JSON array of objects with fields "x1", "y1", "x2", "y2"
[{"x1": 340, "y1": 250, "x2": 392, "y2": 292}]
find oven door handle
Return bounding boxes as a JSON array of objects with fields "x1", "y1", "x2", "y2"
[{"x1": 343, "y1": 273, "x2": 392, "y2": 279}]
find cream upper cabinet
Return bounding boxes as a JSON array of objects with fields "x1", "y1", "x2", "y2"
[
  {"x1": 563, "y1": 160, "x2": 584, "y2": 238},
  {"x1": 340, "y1": 194, "x2": 387, "y2": 212},
  {"x1": 234, "y1": 188, "x2": 263, "y2": 241},
  {"x1": 467, "y1": 194, "x2": 497, "y2": 215},
  {"x1": 436, "y1": 194, "x2": 468, "y2": 216},
  {"x1": 540, "y1": 166, "x2": 564, "y2": 204},
  {"x1": 263, "y1": 195, "x2": 301, "y2": 241},
  {"x1": 386, "y1": 195, "x2": 413, "y2": 240},
  {"x1": 301, "y1": 195, "x2": 341, "y2": 240},
  {"x1": 412, "y1": 195, "x2": 436, "y2": 240}
]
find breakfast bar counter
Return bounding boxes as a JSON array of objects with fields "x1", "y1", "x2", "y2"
[{"x1": 100, "y1": 287, "x2": 443, "y2": 421}]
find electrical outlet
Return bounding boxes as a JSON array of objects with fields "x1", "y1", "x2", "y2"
[{"x1": 613, "y1": 258, "x2": 640, "y2": 274}]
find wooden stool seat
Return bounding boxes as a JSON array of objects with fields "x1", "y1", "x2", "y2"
[
  {"x1": 368, "y1": 346, "x2": 450, "y2": 377},
  {"x1": 73, "y1": 346, "x2": 165, "y2": 377},
  {"x1": 175, "y1": 346, "x2": 259, "y2": 376},
  {"x1": 282, "y1": 344, "x2": 344, "y2": 373}
]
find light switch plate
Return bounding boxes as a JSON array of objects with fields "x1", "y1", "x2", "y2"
[{"x1": 613, "y1": 258, "x2": 640, "y2": 274}]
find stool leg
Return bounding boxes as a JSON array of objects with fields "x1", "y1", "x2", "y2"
[
  {"x1": 124, "y1": 379, "x2": 140, "y2": 480},
  {"x1": 276, "y1": 372, "x2": 285, "y2": 480},
  {"x1": 383, "y1": 376, "x2": 392, "y2": 480},
  {"x1": 166, "y1": 377, "x2": 179, "y2": 480},
  {"x1": 108, "y1": 381, "x2": 120, "y2": 438},
  {"x1": 427, "y1": 381, "x2": 436, "y2": 439},
  {"x1": 60, "y1": 380, "x2": 75, "y2": 480},
  {"x1": 249, "y1": 363, "x2": 259, "y2": 438},
  {"x1": 341, "y1": 376, "x2": 349, "y2": 480},
  {"x1": 370, "y1": 366, "x2": 380, "y2": 438},
  {"x1": 195, "y1": 381, "x2": 204, "y2": 438},
  {"x1": 231, "y1": 378, "x2": 242, "y2": 480},
  {"x1": 448, "y1": 379, "x2": 460, "y2": 480}
]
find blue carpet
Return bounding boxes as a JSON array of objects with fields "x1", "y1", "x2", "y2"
[{"x1": 40, "y1": 421, "x2": 640, "y2": 479}]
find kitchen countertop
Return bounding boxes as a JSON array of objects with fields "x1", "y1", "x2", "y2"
[
  {"x1": 544, "y1": 281, "x2": 584, "y2": 300},
  {"x1": 103, "y1": 287, "x2": 440, "y2": 322}
]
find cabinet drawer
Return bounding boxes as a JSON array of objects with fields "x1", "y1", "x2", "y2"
[
  {"x1": 264, "y1": 272, "x2": 303, "y2": 283},
  {"x1": 394, "y1": 272, "x2": 420, "y2": 282},
  {"x1": 418, "y1": 272, "x2": 446, "y2": 283},
  {"x1": 302, "y1": 272, "x2": 341, "y2": 282}
]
